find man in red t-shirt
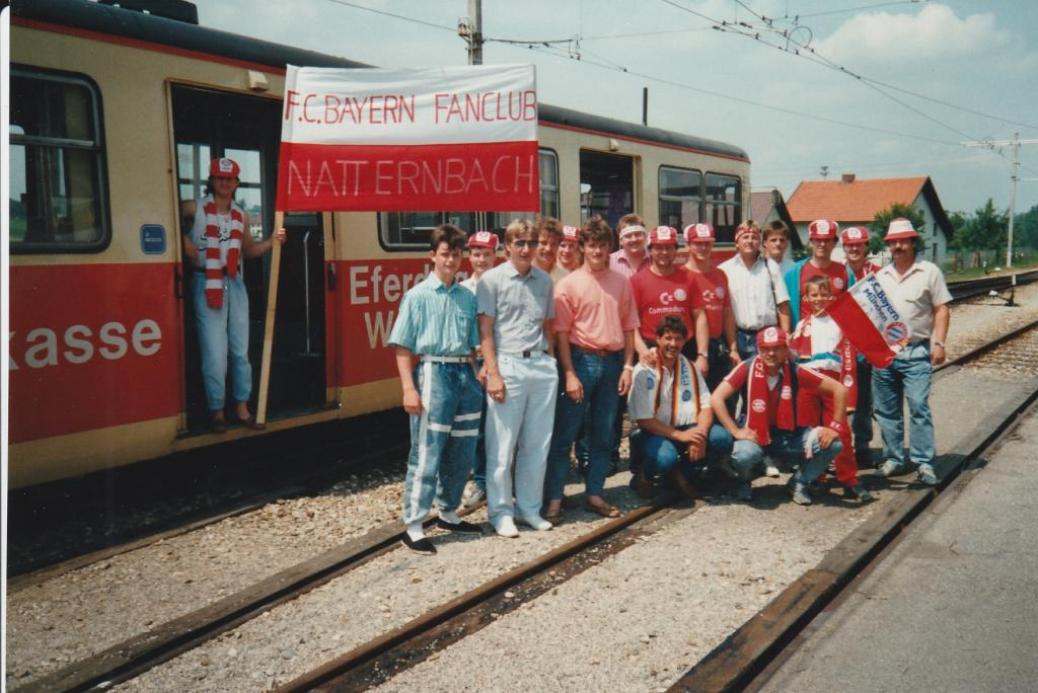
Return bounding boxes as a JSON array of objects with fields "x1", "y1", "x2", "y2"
[
  {"x1": 783, "y1": 218, "x2": 854, "y2": 324},
  {"x1": 631, "y1": 225, "x2": 706, "y2": 364},
  {"x1": 683, "y1": 222, "x2": 739, "y2": 392},
  {"x1": 842, "y1": 226, "x2": 880, "y2": 281},
  {"x1": 841, "y1": 225, "x2": 882, "y2": 466}
]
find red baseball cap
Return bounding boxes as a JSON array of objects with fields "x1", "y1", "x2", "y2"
[
  {"x1": 756, "y1": 326, "x2": 788, "y2": 349},
  {"x1": 809, "y1": 219, "x2": 839, "y2": 240},
  {"x1": 885, "y1": 217, "x2": 921, "y2": 241},
  {"x1": 841, "y1": 226, "x2": 870, "y2": 245},
  {"x1": 561, "y1": 225, "x2": 581, "y2": 242},
  {"x1": 683, "y1": 222, "x2": 716, "y2": 244},
  {"x1": 467, "y1": 230, "x2": 499, "y2": 250},
  {"x1": 209, "y1": 157, "x2": 240, "y2": 179},
  {"x1": 649, "y1": 225, "x2": 678, "y2": 246}
]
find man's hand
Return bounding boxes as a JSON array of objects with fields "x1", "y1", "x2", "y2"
[
  {"x1": 734, "y1": 426, "x2": 757, "y2": 442},
  {"x1": 487, "y1": 372, "x2": 507, "y2": 403},
  {"x1": 639, "y1": 347, "x2": 659, "y2": 367},
  {"x1": 565, "y1": 371, "x2": 584, "y2": 402},
  {"x1": 818, "y1": 426, "x2": 839, "y2": 449},
  {"x1": 695, "y1": 354, "x2": 709, "y2": 376},
  {"x1": 931, "y1": 343, "x2": 946, "y2": 366},
  {"x1": 729, "y1": 348, "x2": 742, "y2": 367},
  {"x1": 618, "y1": 368, "x2": 633, "y2": 396},
  {"x1": 402, "y1": 387, "x2": 422, "y2": 415}
]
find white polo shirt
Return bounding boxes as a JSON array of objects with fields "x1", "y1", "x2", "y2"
[
  {"x1": 718, "y1": 254, "x2": 790, "y2": 331},
  {"x1": 874, "y1": 259, "x2": 952, "y2": 341},
  {"x1": 628, "y1": 359, "x2": 711, "y2": 428}
]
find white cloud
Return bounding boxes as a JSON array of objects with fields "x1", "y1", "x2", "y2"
[{"x1": 813, "y1": 3, "x2": 1009, "y2": 64}]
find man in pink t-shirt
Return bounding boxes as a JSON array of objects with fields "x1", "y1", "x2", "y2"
[{"x1": 543, "y1": 216, "x2": 639, "y2": 523}]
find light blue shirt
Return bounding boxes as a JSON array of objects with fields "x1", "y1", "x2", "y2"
[
  {"x1": 476, "y1": 262, "x2": 555, "y2": 353},
  {"x1": 388, "y1": 273, "x2": 479, "y2": 356}
]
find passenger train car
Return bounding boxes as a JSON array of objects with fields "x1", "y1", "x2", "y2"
[{"x1": 8, "y1": 0, "x2": 750, "y2": 487}]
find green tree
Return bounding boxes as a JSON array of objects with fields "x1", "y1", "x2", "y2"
[
  {"x1": 1014, "y1": 204, "x2": 1038, "y2": 250},
  {"x1": 947, "y1": 210, "x2": 969, "y2": 250},
  {"x1": 869, "y1": 203, "x2": 926, "y2": 255},
  {"x1": 954, "y1": 198, "x2": 1007, "y2": 251}
]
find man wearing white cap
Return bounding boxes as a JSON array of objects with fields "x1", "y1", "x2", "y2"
[
  {"x1": 556, "y1": 224, "x2": 584, "y2": 274},
  {"x1": 609, "y1": 213, "x2": 650, "y2": 278},
  {"x1": 841, "y1": 226, "x2": 881, "y2": 466},
  {"x1": 872, "y1": 218, "x2": 951, "y2": 486},
  {"x1": 841, "y1": 226, "x2": 880, "y2": 281},
  {"x1": 683, "y1": 222, "x2": 738, "y2": 392},
  {"x1": 784, "y1": 218, "x2": 854, "y2": 325}
]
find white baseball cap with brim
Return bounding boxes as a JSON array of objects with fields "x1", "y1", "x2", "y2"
[{"x1": 885, "y1": 217, "x2": 920, "y2": 241}]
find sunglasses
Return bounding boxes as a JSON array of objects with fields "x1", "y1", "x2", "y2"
[{"x1": 511, "y1": 239, "x2": 539, "y2": 248}]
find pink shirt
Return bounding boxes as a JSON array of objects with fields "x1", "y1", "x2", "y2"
[
  {"x1": 609, "y1": 250, "x2": 650, "y2": 278},
  {"x1": 554, "y1": 267, "x2": 640, "y2": 352}
]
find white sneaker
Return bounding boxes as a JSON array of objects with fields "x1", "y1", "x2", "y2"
[
  {"x1": 518, "y1": 514, "x2": 553, "y2": 531},
  {"x1": 765, "y1": 463, "x2": 781, "y2": 478},
  {"x1": 493, "y1": 516, "x2": 519, "y2": 538}
]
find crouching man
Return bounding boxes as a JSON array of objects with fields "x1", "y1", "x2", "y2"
[
  {"x1": 628, "y1": 316, "x2": 733, "y2": 498},
  {"x1": 710, "y1": 327, "x2": 847, "y2": 505}
]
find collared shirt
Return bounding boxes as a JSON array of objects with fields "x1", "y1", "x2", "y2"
[
  {"x1": 628, "y1": 359, "x2": 711, "y2": 427},
  {"x1": 718, "y1": 254, "x2": 790, "y2": 330},
  {"x1": 874, "y1": 259, "x2": 952, "y2": 341},
  {"x1": 553, "y1": 266, "x2": 639, "y2": 352},
  {"x1": 477, "y1": 261, "x2": 555, "y2": 352},
  {"x1": 388, "y1": 273, "x2": 479, "y2": 356},
  {"x1": 609, "y1": 249, "x2": 650, "y2": 278}
]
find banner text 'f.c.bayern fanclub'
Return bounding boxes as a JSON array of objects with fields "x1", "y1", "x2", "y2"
[
  {"x1": 827, "y1": 273, "x2": 908, "y2": 369},
  {"x1": 276, "y1": 64, "x2": 539, "y2": 212}
]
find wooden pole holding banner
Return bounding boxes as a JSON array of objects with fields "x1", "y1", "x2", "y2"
[{"x1": 255, "y1": 211, "x2": 284, "y2": 428}]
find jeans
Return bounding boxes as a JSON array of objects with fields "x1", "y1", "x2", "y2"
[
  {"x1": 193, "y1": 274, "x2": 251, "y2": 411},
  {"x1": 852, "y1": 358, "x2": 874, "y2": 453},
  {"x1": 403, "y1": 361, "x2": 483, "y2": 524},
  {"x1": 871, "y1": 342, "x2": 935, "y2": 467},
  {"x1": 729, "y1": 427, "x2": 843, "y2": 486},
  {"x1": 485, "y1": 352, "x2": 559, "y2": 523},
  {"x1": 472, "y1": 357, "x2": 488, "y2": 491},
  {"x1": 633, "y1": 424, "x2": 734, "y2": 480},
  {"x1": 735, "y1": 328, "x2": 760, "y2": 361},
  {"x1": 545, "y1": 348, "x2": 624, "y2": 501}
]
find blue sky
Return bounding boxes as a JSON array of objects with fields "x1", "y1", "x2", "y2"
[{"x1": 198, "y1": 0, "x2": 1038, "y2": 219}]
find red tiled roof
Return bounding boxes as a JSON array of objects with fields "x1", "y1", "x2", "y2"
[{"x1": 786, "y1": 176, "x2": 929, "y2": 223}]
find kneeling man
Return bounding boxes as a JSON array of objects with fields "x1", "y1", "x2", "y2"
[
  {"x1": 710, "y1": 327, "x2": 847, "y2": 505},
  {"x1": 628, "y1": 316, "x2": 733, "y2": 497}
]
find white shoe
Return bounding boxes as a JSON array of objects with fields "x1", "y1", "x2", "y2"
[
  {"x1": 765, "y1": 463, "x2": 781, "y2": 478},
  {"x1": 518, "y1": 514, "x2": 553, "y2": 531},
  {"x1": 493, "y1": 516, "x2": 519, "y2": 538}
]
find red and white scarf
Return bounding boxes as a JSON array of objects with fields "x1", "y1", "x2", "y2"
[
  {"x1": 203, "y1": 196, "x2": 244, "y2": 309},
  {"x1": 746, "y1": 357, "x2": 795, "y2": 446},
  {"x1": 651, "y1": 354, "x2": 700, "y2": 427}
]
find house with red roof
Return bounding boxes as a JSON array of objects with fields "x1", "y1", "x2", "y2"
[{"x1": 786, "y1": 174, "x2": 953, "y2": 265}]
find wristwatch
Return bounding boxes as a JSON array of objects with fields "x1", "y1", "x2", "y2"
[{"x1": 932, "y1": 340, "x2": 945, "y2": 348}]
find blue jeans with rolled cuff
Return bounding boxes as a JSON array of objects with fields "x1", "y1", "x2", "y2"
[
  {"x1": 871, "y1": 342, "x2": 935, "y2": 467},
  {"x1": 632, "y1": 424, "x2": 734, "y2": 481},
  {"x1": 729, "y1": 427, "x2": 843, "y2": 487},
  {"x1": 193, "y1": 274, "x2": 252, "y2": 411},
  {"x1": 545, "y1": 348, "x2": 624, "y2": 501}
]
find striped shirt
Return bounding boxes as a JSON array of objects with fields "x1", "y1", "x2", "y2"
[
  {"x1": 388, "y1": 274, "x2": 479, "y2": 356},
  {"x1": 476, "y1": 262, "x2": 555, "y2": 353}
]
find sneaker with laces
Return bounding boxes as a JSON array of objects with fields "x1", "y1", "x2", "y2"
[
  {"x1": 878, "y1": 459, "x2": 905, "y2": 477},
  {"x1": 790, "y1": 482, "x2": 813, "y2": 506},
  {"x1": 493, "y1": 516, "x2": 519, "y2": 538},
  {"x1": 765, "y1": 463, "x2": 781, "y2": 478},
  {"x1": 518, "y1": 514, "x2": 553, "y2": 531},
  {"x1": 917, "y1": 463, "x2": 938, "y2": 486}
]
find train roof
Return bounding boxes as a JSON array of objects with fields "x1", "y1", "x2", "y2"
[{"x1": 12, "y1": 0, "x2": 750, "y2": 163}]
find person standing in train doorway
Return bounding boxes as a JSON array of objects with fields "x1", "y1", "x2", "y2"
[{"x1": 181, "y1": 157, "x2": 285, "y2": 432}]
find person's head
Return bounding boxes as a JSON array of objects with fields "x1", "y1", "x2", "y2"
[
  {"x1": 208, "y1": 157, "x2": 240, "y2": 198},
  {"x1": 467, "y1": 230, "x2": 498, "y2": 275},
  {"x1": 655, "y1": 315, "x2": 688, "y2": 362},
  {"x1": 763, "y1": 221, "x2": 790, "y2": 262},
  {"x1": 755, "y1": 326, "x2": 789, "y2": 371},
  {"x1": 808, "y1": 219, "x2": 839, "y2": 263},
  {"x1": 841, "y1": 226, "x2": 870, "y2": 265},
  {"x1": 648, "y1": 225, "x2": 678, "y2": 271},
  {"x1": 804, "y1": 275, "x2": 833, "y2": 316},
  {"x1": 582, "y1": 216, "x2": 614, "y2": 271},
  {"x1": 558, "y1": 224, "x2": 583, "y2": 269},
  {"x1": 616, "y1": 213, "x2": 647, "y2": 257},
  {"x1": 683, "y1": 222, "x2": 716, "y2": 264},
  {"x1": 504, "y1": 218, "x2": 538, "y2": 273},
  {"x1": 735, "y1": 221, "x2": 761, "y2": 257},
  {"x1": 534, "y1": 216, "x2": 563, "y2": 270},
  {"x1": 429, "y1": 224, "x2": 467, "y2": 280},
  {"x1": 884, "y1": 217, "x2": 920, "y2": 263}
]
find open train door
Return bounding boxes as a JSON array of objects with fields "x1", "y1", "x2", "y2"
[{"x1": 171, "y1": 85, "x2": 326, "y2": 432}]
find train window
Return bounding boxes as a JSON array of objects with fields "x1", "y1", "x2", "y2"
[
  {"x1": 539, "y1": 149, "x2": 560, "y2": 219},
  {"x1": 9, "y1": 68, "x2": 110, "y2": 253},
  {"x1": 705, "y1": 173, "x2": 742, "y2": 243},
  {"x1": 658, "y1": 166, "x2": 703, "y2": 232},
  {"x1": 580, "y1": 150, "x2": 634, "y2": 228}
]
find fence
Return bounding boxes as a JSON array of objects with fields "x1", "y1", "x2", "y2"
[{"x1": 941, "y1": 246, "x2": 1038, "y2": 275}]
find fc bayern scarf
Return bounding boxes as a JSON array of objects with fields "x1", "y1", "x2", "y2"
[
  {"x1": 788, "y1": 314, "x2": 858, "y2": 418},
  {"x1": 202, "y1": 196, "x2": 244, "y2": 309},
  {"x1": 651, "y1": 354, "x2": 700, "y2": 427},
  {"x1": 746, "y1": 357, "x2": 795, "y2": 446}
]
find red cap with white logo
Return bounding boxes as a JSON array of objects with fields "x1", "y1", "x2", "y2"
[
  {"x1": 809, "y1": 219, "x2": 839, "y2": 240},
  {"x1": 841, "y1": 226, "x2": 869, "y2": 245},
  {"x1": 561, "y1": 225, "x2": 581, "y2": 242},
  {"x1": 467, "y1": 230, "x2": 499, "y2": 250},
  {"x1": 683, "y1": 222, "x2": 716, "y2": 244},
  {"x1": 885, "y1": 217, "x2": 920, "y2": 241},
  {"x1": 649, "y1": 225, "x2": 678, "y2": 246},
  {"x1": 756, "y1": 326, "x2": 788, "y2": 349},
  {"x1": 209, "y1": 157, "x2": 240, "y2": 179}
]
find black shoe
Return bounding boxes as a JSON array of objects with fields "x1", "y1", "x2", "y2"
[
  {"x1": 844, "y1": 484, "x2": 876, "y2": 504},
  {"x1": 435, "y1": 518, "x2": 484, "y2": 534},
  {"x1": 402, "y1": 534, "x2": 437, "y2": 554}
]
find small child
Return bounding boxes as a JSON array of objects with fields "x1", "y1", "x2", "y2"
[
  {"x1": 458, "y1": 230, "x2": 498, "y2": 516},
  {"x1": 387, "y1": 224, "x2": 486, "y2": 553},
  {"x1": 789, "y1": 275, "x2": 874, "y2": 503}
]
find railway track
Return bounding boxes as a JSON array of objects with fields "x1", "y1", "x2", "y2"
[{"x1": 947, "y1": 268, "x2": 1038, "y2": 302}]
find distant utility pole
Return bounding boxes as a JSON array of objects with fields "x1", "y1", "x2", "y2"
[
  {"x1": 820, "y1": 165, "x2": 829, "y2": 179},
  {"x1": 458, "y1": 0, "x2": 483, "y2": 65},
  {"x1": 962, "y1": 133, "x2": 1038, "y2": 268}
]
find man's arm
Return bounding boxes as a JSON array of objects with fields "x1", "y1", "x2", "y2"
[
  {"x1": 394, "y1": 347, "x2": 421, "y2": 414},
  {"x1": 694, "y1": 309, "x2": 710, "y2": 375},
  {"x1": 618, "y1": 330, "x2": 635, "y2": 396},
  {"x1": 814, "y1": 374, "x2": 848, "y2": 448},
  {"x1": 710, "y1": 380, "x2": 755, "y2": 441},
  {"x1": 242, "y1": 213, "x2": 286, "y2": 259},
  {"x1": 777, "y1": 301, "x2": 792, "y2": 333},
  {"x1": 724, "y1": 304, "x2": 740, "y2": 365},
  {"x1": 556, "y1": 331, "x2": 583, "y2": 402},
  {"x1": 931, "y1": 303, "x2": 950, "y2": 366},
  {"x1": 479, "y1": 314, "x2": 506, "y2": 402}
]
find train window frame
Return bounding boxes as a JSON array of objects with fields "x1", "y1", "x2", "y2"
[
  {"x1": 9, "y1": 65, "x2": 112, "y2": 254},
  {"x1": 658, "y1": 165, "x2": 704, "y2": 234},
  {"x1": 704, "y1": 172, "x2": 743, "y2": 244}
]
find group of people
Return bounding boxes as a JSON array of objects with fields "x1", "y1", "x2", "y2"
[{"x1": 386, "y1": 212, "x2": 951, "y2": 554}]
